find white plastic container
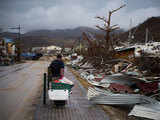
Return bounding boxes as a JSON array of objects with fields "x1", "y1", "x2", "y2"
[{"x1": 48, "y1": 89, "x2": 69, "y2": 101}]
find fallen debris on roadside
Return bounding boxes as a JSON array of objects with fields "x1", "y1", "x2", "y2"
[{"x1": 63, "y1": 5, "x2": 160, "y2": 120}]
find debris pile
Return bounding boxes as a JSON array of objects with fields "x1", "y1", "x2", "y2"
[
  {"x1": 87, "y1": 87, "x2": 158, "y2": 105},
  {"x1": 69, "y1": 47, "x2": 160, "y2": 119},
  {"x1": 128, "y1": 103, "x2": 160, "y2": 120},
  {"x1": 66, "y1": 5, "x2": 160, "y2": 120}
]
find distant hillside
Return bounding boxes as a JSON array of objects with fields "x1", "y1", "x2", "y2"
[
  {"x1": 1, "y1": 26, "x2": 123, "y2": 50},
  {"x1": 24, "y1": 26, "x2": 103, "y2": 39},
  {"x1": 2, "y1": 17, "x2": 160, "y2": 50},
  {"x1": 22, "y1": 26, "x2": 106, "y2": 48},
  {"x1": 0, "y1": 27, "x2": 103, "y2": 49},
  {"x1": 1, "y1": 32, "x2": 19, "y2": 40},
  {"x1": 119, "y1": 16, "x2": 160, "y2": 44}
]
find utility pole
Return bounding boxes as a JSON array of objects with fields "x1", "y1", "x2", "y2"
[
  {"x1": 145, "y1": 28, "x2": 149, "y2": 44},
  {"x1": 128, "y1": 18, "x2": 132, "y2": 45},
  {"x1": 79, "y1": 38, "x2": 82, "y2": 54},
  {"x1": 9, "y1": 25, "x2": 21, "y2": 62}
]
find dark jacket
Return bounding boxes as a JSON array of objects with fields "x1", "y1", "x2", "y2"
[{"x1": 49, "y1": 59, "x2": 64, "y2": 77}]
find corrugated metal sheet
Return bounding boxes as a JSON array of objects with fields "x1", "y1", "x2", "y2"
[
  {"x1": 87, "y1": 87, "x2": 158, "y2": 105},
  {"x1": 100, "y1": 73, "x2": 143, "y2": 86},
  {"x1": 87, "y1": 80, "x2": 101, "y2": 86},
  {"x1": 129, "y1": 103, "x2": 160, "y2": 120}
]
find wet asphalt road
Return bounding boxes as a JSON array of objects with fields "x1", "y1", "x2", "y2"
[{"x1": 0, "y1": 61, "x2": 49, "y2": 120}]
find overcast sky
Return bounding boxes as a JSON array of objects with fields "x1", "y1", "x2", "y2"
[{"x1": 0, "y1": 0, "x2": 160, "y2": 32}]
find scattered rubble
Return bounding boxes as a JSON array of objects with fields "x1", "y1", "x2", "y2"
[
  {"x1": 129, "y1": 103, "x2": 160, "y2": 120},
  {"x1": 67, "y1": 40, "x2": 160, "y2": 120},
  {"x1": 87, "y1": 87, "x2": 158, "y2": 105},
  {"x1": 68, "y1": 50, "x2": 160, "y2": 119},
  {"x1": 65, "y1": 5, "x2": 160, "y2": 120}
]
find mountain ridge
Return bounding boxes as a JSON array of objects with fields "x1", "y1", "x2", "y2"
[
  {"x1": 118, "y1": 16, "x2": 160, "y2": 44},
  {"x1": 2, "y1": 16, "x2": 159, "y2": 50}
]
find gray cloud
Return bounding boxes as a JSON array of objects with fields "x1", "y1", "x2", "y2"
[
  {"x1": 125, "y1": 0, "x2": 160, "y2": 12},
  {"x1": 0, "y1": 0, "x2": 160, "y2": 32}
]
